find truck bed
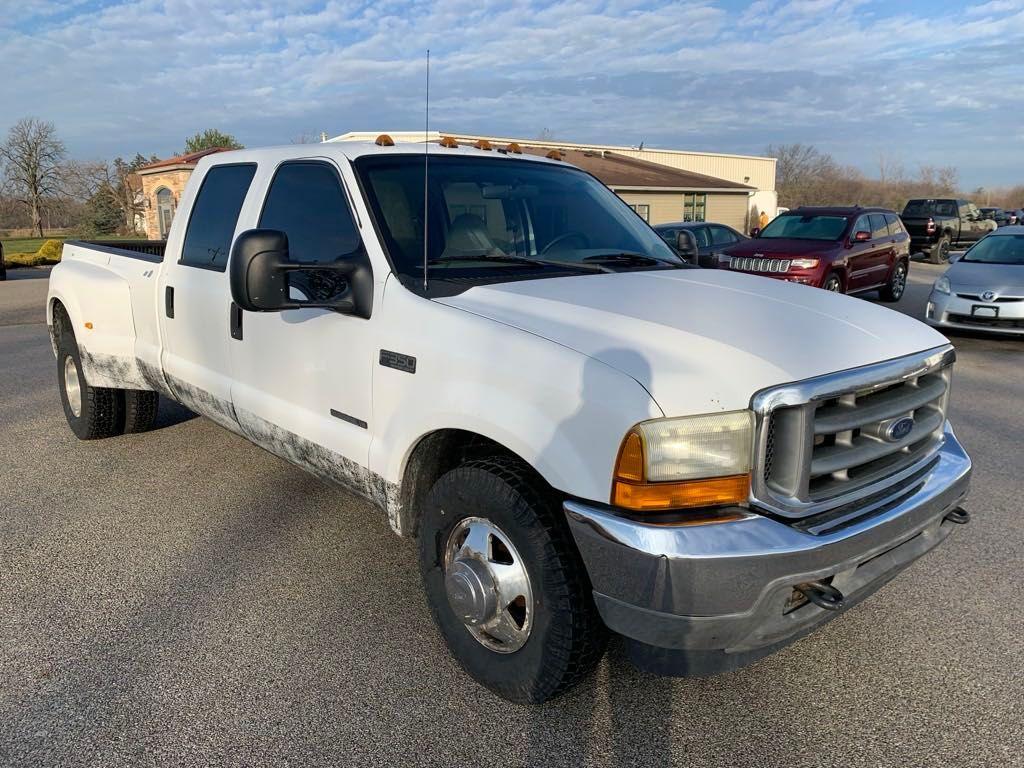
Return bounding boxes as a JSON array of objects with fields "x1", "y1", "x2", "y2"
[{"x1": 47, "y1": 240, "x2": 170, "y2": 393}]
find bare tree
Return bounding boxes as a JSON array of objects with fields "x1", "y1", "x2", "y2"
[{"x1": 0, "y1": 117, "x2": 66, "y2": 237}]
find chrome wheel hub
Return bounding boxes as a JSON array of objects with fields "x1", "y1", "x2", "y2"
[
  {"x1": 443, "y1": 516, "x2": 533, "y2": 653},
  {"x1": 445, "y1": 558, "x2": 497, "y2": 625},
  {"x1": 893, "y1": 266, "x2": 906, "y2": 295},
  {"x1": 64, "y1": 355, "x2": 82, "y2": 418}
]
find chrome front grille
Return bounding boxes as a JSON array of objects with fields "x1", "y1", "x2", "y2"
[
  {"x1": 750, "y1": 347, "x2": 955, "y2": 529},
  {"x1": 955, "y1": 293, "x2": 1023, "y2": 303},
  {"x1": 730, "y1": 256, "x2": 792, "y2": 273}
]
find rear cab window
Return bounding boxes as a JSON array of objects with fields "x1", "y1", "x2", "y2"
[
  {"x1": 885, "y1": 214, "x2": 905, "y2": 235},
  {"x1": 179, "y1": 164, "x2": 257, "y2": 270},
  {"x1": 869, "y1": 214, "x2": 889, "y2": 240},
  {"x1": 709, "y1": 225, "x2": 738, "y2": 246}
]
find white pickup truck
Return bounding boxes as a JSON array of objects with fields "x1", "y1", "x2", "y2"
[{"x1": 48, "y1": 139, "x2": 972, "y2": 703}]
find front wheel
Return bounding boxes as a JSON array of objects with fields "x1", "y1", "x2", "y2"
[
  {"x1": 822, "y1": 273, "x2": 843, "y2": 293},
  {"x1": 418, "y1": 457, "x2": 606, "y2": 703},
  {"x1": 879, "y1": 261, "x2": 908, "y2": 302}
]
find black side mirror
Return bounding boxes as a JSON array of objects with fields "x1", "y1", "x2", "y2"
[
  {"x1": 675, "y1": 230, "x2": 698, "y2": 260},
  {"x1": 229, "y1": 229, "x2": 373, "y2": 318}
]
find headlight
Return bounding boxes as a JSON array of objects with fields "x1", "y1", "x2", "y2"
[
  {"x1": 790, "y1": 258, "x2": 819, "y2": 269},
  {"x1": 934, "y1": 276, "x2": 951, "y2": 295},
  {"x1": 612, "y1": 411, "x2": 753, "y2": 513}
]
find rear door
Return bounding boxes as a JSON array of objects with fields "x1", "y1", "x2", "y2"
[
  {"x1": 157, "y1": 162, "x2": 257, "y2": 430},
  {"x1": 886, "y1": 213, "x2": 910, "y2": 259},
  {"x1": 859, "y1": 213, "x2": 895, "y2": 288}
]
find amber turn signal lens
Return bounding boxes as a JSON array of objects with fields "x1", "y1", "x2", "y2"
[
  {"x1": 612, "y1": 474, "x2": 750, "y2": 511},
  {"x1": 615, "y1": 431, "x2": 645, "y2": 482},
  {"x1": 374, "y1": 134, "x2": 395, "y2": 146},
  {"x1": 439, "y1": 136, "x2": 459, "y2": 148}
]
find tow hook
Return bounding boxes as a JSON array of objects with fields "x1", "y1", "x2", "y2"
[
  {"x1": 944, "y1": 507, "x2": 970, "y2": 525},
  {"x1": 795, "y1": 581, "x2": 846, "y2": 611}
]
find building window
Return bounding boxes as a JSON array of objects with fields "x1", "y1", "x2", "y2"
[
  {"x1": 627, "y1": 203, "x2": 650, "y2": 222},
  {"x1": 683, "y1": 193, "x2": 706, "y2": 222},
  {"x1": 155, "y1": 187, "x2": 175, "y2": 238}
]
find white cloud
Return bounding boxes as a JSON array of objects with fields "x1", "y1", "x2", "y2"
[{"x1": 0, "y1": 0, "x2": 1022, "y2": 185}]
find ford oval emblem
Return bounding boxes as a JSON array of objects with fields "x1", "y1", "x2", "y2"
[
  {"x1": 886, "y1": 417, "x2": 915, "y2": 442},
  {"x1": 981, "y1": 290, "x2": 997, "y2": 302}
]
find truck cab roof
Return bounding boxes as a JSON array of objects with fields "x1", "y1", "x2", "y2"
[{"x1": 198, "y1": 140, "x2": 566, "y2": 168}]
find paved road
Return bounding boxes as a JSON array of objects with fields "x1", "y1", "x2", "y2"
[{"x1": 1, "y1": 264, "x2": 1021, "y2": 768}]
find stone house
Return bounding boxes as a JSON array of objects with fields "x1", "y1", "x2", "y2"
[{"x1": 136, "y1": 148, "x2": 232, "y2": 240}]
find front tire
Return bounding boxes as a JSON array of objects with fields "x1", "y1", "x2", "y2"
[
  {"x1": 56, "y1": 326, "x2": 124, "y2": 440},
  {"x1": 879, "y1": 261, "x2": 908, "y2": 302},
  {"x1": 822, "y1": 272, "x2": 843, "y2": 293},
  {"x1": 418, "y1": 457, "x2": 606, "y2": 703}
]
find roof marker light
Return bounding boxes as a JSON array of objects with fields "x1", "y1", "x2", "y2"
[
  {"x1": 439, "y1": 136, "x2": 459, "y2": 148},
  {"x1": 506, "y1": 142, "x2": 523, "y2": 154},
  {"x1": 375, "y1": 134, "x2": 395, "y2": 146},
  {"x1": 545, "y1": 150, "x2": 563, "y2": 161},
  {"x1": 473, "y1": 139, "x2": 493, "y2": 151}
]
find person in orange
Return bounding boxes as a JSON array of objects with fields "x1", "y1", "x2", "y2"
[{"x1": 758, "y1": 210, "x2": 770, "y2": 230}]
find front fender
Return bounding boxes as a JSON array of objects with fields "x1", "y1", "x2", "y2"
[{"x1": 369, "y1": 284, "x2": 663, "y2": 508}]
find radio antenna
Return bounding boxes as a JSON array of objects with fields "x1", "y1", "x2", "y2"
[{"x1": 422, "y1": 49, "x2": 430, "y2": 292}]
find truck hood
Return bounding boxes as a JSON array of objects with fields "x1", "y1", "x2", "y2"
[{"x1": 437, "y1": 269, "x2": 948, "y2": 416}]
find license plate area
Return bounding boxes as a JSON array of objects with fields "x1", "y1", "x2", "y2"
[{"x1": 972, "y1": 305, "x2": 999, "y2": 318}]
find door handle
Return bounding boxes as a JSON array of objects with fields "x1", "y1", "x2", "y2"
[
  {"x1": 230, "y1": 302, "x2": 243, "y2": 340},
  {"x1": 165, "y1": 286, "x2": 174, "y2": 318}
]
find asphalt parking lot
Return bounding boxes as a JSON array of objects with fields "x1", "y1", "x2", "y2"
[{"x1": 1, "y1": 262, "x2": 1022, "y2": 768}]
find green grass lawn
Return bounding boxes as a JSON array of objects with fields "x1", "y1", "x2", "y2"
[
  {"x1": 2, "y1": 234, "x2": 145, "y2": 263},
  {"x1": 2, "y1": 237, "x2": 53, "y2": 256}
]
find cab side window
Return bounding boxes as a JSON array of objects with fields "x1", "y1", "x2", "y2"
[
  {"x1": 709, "y1": 225, "x2": 738, "y2": 246},
  {"x1": 259, "y1": 162, "x2": 362, "y2": 263},
  {"x1": 692, "y1": 226, "x2": 712, "y2": 249},
  {"x1": 869, "y1": 214, "x2": 889, "y2": 239},
  {"x1": 885, "y1": 214, "x2": 905, "y2": 235},
  {"x1": 180, "y1": 164, "x2": 257, "y2": 270}
]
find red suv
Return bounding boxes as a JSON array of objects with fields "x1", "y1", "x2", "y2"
[{"x1": 722, "y1": 207, "x2": 910, "y2": 302}]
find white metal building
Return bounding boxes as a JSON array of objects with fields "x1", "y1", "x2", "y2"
[{"x1": 329, "y1": 131, "x2": 777, "y2": 233}]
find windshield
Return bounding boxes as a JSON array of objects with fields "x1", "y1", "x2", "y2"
[
  {"x1": 903, "y1": 200, "x2": 956, "y2": 217},
  {"x1": 962, "y1": 234, "x2": 1024, "y2": 265},
  {"x1": 355, "y1": 155, "x2": 681, "y2": 287},
  {"x1": 758, "y1": 214, "x2": 849, "y2": 241}
]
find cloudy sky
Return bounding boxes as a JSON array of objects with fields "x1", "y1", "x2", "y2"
[{"x1": 2, "y1": 0, "x2": 1022, "y2": 187}]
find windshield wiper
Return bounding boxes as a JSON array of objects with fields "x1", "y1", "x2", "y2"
[
  {"x1": 582, "y1": 252, "x2": 685, "y2": 268},
  {"x1": 429, "y1": 254, "x2": 613, "y2": 272}
]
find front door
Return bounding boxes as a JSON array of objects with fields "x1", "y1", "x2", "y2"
[
  {"x1": 157, "y1": 162, "x2": 257, "y2": 431},
  {"x1": 228, "y1": 159, "x2": 375, "y2": 492},
  {"x1": 857, "y1": 212, "x2": 896, "y2": 289}
]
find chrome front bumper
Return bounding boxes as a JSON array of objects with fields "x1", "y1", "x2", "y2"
[{"x1": 564, "y1": 426, "x2": 972, "y2": 676}]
